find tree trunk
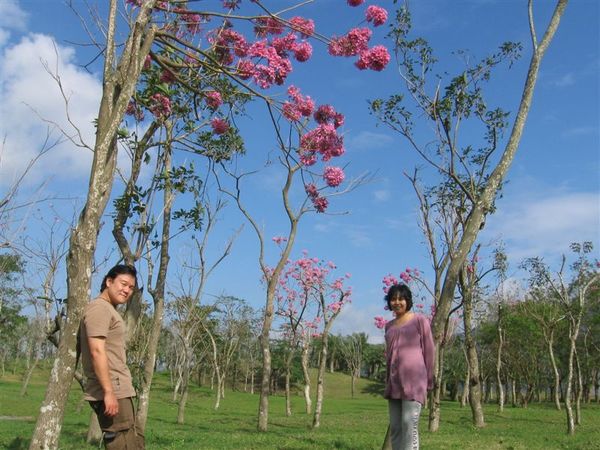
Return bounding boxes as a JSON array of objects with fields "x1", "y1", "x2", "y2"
[
  {"x1": 136, "y1": 142, "x2": 173, "y2": 433},
  {"x1": 28, "y1": 4, "x2": 156, "y2": 448},
  {"x1": 428, "y1": 0, "x2": 568, "y2": 432},
  {"x1": 462, "y1": 286, "x2": 485, "y2": 427},
  {"x1": 285, "y1": 368, "x2": 292, "y2": 416},
  {"x1": 177, "y1": 383, "x2": 188, "y2": 425},
  {"x1": 312, "y1": 332, "x2": 328, "y2": 428},
  {"x1": 86, "y1": 411, "x2": 102, "y2": 445},
  {"x1": 301, "y1": 341, "x2": 312, "y2": 414},
  {"x1": 547, "y1": 330, "x2": 561, "y2": 411},
  {"x1": 428, "y1": 343, "x2": 445, "y2": 430},
  {"x1": 496, "y1": 307, "x2": 504, "y2": 412}
]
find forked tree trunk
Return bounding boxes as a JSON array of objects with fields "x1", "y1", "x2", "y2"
[
  {"x1": 427, "y1": 0, "x2": 568, "y2": 431},
  {"x1": 28, "y1": 3, "x2": 156, "y2": 448}
]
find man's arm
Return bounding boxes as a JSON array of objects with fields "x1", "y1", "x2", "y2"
[{"x1": 88, "y1": 336, "x2": 119, "y2": 417}]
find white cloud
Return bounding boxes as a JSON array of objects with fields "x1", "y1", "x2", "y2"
[
  {"x1": 485, "y1": 191, "x2": 600, "y2": 262},
  {"x1": 561, "y1": 126, "x2": 598, "y2": 138},
  {"x1": 373, "y1": 189, "x2": 390, "y2": 202},
  {"x1": 331, "y1": 303, "x2": 387, "y2": 344},
  {"x1": 0, "y1": 32, "x2": 101, "y2": 187},
  {"x1": 549, "y1": 72, "x2": 575, "y2": 87},
  {"x1": 348, "y1": 131, "x2": 393, "y2": 151},
  {"x1": 0, "y1": 0, "x2": 27, "y2": 47}
]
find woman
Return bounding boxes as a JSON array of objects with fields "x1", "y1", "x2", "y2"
[{"x1": 384, "y1": 284, "x2": 434, "y2": 450}]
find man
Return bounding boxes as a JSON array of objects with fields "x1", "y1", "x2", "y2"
[{"x1": 79, "y1": 264, "x2": 144, "y2": 449}]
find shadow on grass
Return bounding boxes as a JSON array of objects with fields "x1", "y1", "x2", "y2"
[
  {"x1": 361, "y1": 381, "x2": 385, "y2": 396},
  {"x1": 6, "y1": 437, "x2": 28, "y2": 450}
]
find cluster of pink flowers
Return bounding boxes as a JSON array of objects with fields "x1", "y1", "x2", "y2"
[
  {"x1": 254, "y1": 16, "x2": 285, "y2": 37},
  {"x1": 149, "y1": 93, "x2": 172, "y2": 119},
  {"x1": 289, "y1": 17, "x2": 315, "y2": 38},
  {"x1": 323, "y1": 166, "x2": 345, "y2": 187},
  {"x1": 328, "y1": 26, "x2": 390, "y2": 72},
  {"x1": 329, "y1": 28, "x2": 371, "y2": 57},
  {"x1": 374, "y1": 315, "x2": 388, "y2": 329},
  {"x1": 204, "y1": 91, "x2": 223, "y2": 109},
  {"x1": 211, "y1": 117, "x2": 229, "y2": 134},
  {"x1": 282, "y1": 86, "x2": 314, "y2": 122},
  {"x1": 305, "y1": 183, "x2": 329, "y2": 213},
  {"x1": 160, "y1": 69, "x2": 176, "y2": 83},
  {"x1": 300, "y1": 124, "x2": 344, "y2": 163},
  {"x1": 314, "y1": 105, "x2": 344, "y2": 128},
  {"x1": 366, "y1": 5, "x2": 388, "y2": 27},
  {"x1": 125, "y1": 100, "x2": 145, "y2": 121},
  {"x1": 182, "y1": 13, "x2": 202, "y2": 34},
  {"x1": 355, "y1": 45, "x2": 390, "y2": 71}
]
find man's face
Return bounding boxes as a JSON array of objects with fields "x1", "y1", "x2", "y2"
[{"x1": 105, "y1": 274, "x2": 136, "y2": 306}]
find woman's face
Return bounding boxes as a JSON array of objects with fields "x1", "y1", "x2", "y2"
[{"x1": 389, "y1": 295, "x2": 408, "y2": 316}]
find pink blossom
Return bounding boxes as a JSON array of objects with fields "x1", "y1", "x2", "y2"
[
  {"x1": 272, "y1": 236, "x2": 288, "y2": 245},
  {"x1": 314, "y1": 105, "x2": 345, "y2": 129},
  {"x1": 356, "y1": 45, "x2": 390, "y2": 71},
  {"x1": 313, "y1": 196, "x2": 329, "y2": 213},
  {"x1": 292, "y1": 41, "x2": 313, "y2": 62},
  {"x1": 254, "y1": 16, "x2": 285, "y2": 37},
  {"x1": 283, "y1": 85, "x2": 314, "y2": 121},
  {"x1": 328, "y1": 28, "x2": 372, "y2": 57},
  {"x1": 305, "y1": 183, "x2": 318, "y2": 198},
  {"x1": 126, "y1": 100, "x2": 144, "y2": 121},
  {"x1": 222, "y1": 0, "x2": 241, "y2": 9},
  {"x1": 374, "y1": 316, "x2": 387, "y2": 329},
  {"x1": 149, "y1": 93, "x2": 172, "y2": 119},
  {"x1": 300, "y1": 124, "x2": 345, "y2": 161},
  {"x1": 182, "y1": 13, "x2": 202, "y2": 34},
  {"x1": 236, "y1": 59, "x2": 254, "y2": 79},
  {"x1": 289, "y1": 17, "x2": 315, "y2": 38},
  {"x1": 299, "y1": 152, "x2": 317, "y2": 166},
  {"x1": 323, "y1": 166, "x2": 345, "y2": 187},
  {"x1": 347, "y1": 0, "x2": 364, "y2": 6},
  {"x1": 273, "y1": 33, "x2": 297, "y2": 57},
  {"x1": 366, "y1": 6, "x2": 388, "y2": 27},
  {"x1": 211, "y1": 117, "x2": 229, "y2": 134},
  {"x1": 160, "y1": 69, "x2": 176, "y2": 83},
  {"x1": 205, "y1": 91, "x2": 223, "y2": 109}
]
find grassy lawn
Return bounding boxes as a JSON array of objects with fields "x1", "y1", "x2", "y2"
[{"x1": 1, "y1": 368, "x2": 599, "y2": 449}]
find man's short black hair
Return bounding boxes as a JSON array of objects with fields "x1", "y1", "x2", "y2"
[{"x1": 100, "y1": 264, "x2": 137, "y2": 292}]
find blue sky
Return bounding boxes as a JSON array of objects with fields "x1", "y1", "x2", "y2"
[{"x1": 1, "y1": 0, "x2": 598, "y2": 342}]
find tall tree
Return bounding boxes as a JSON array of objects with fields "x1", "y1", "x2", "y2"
[{"x1": 371, "y1": 0, "x2": 568, "y2": 431}]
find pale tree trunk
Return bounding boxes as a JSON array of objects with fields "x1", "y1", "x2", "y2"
[
  {"x1": 462, "y1": 284, "x2": 485, "y2": 427},
  {"x1": 284, "y1": 349, "x2": 294, "y2": 416},
  {"x1": 312, "y1": 332, "x2": 328, "y2": 428},
  {"x1": 574, "y1": 346, "x2": 583, "y2": 426},
  {"x1": 428, "y1": 0, "x2": 568, "y2": 432},
  {"x1": 28, "y1": 3, "x2": 155, "y2": 448},
  {"x1": 136, "y1": 140, "x2": 173, "y2": 433},
  {"x1": 461, "y1": 357, "x2": 470, "y2": 408},
  {"x1": 301, "y1": 342, "x2": 312, "y2": 414},
  {"x1": 85, "y1": 412, "x2": 102, "y2": 445},
  {"x1": 496, "y1": 305, "x2": 504, "y2": 412},
  {"x1": 546, "y1": 329, "x2": 561, "y2": 411},
  {"x1": 177, "y1": 374, "x2": 189, "y2": 425},
  {"x1": 429, "y1": 343, "x2": 445, "y2": 427}
]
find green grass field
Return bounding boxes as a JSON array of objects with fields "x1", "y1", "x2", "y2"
[{"x1": 1, "y1": 368, "x2": 599, "y2": 449}]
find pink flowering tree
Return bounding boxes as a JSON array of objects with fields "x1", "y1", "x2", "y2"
[
  {"x1": 32, "y1": 0, "x2": 391, "y2": 442},
  {"x1": 272, "y1": 255, "x2": 321, "y2": 416}
]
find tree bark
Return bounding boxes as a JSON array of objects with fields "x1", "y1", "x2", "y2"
[
  {"x1": 301, "y1": 340, "x2": 312, "y2": 414},
  {"x1": 29, "y1": 3, "x2": 156, "y2": 448}
]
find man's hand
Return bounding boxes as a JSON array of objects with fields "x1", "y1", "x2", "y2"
[{"x1": 104, "y1": 391, "x2": 119, "y2": 417}]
